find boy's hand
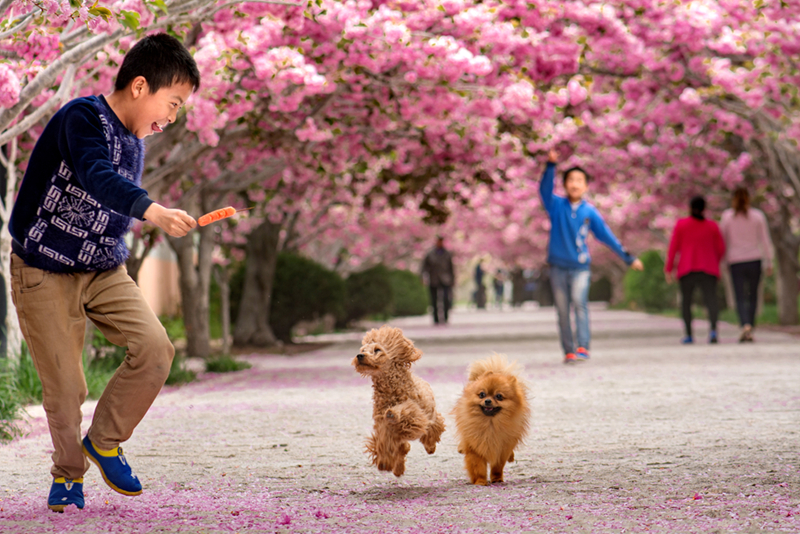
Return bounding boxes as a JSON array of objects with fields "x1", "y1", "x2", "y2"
[
  {"x1": 547, "y1": 149, "x2": 559, "y2": 163},
  {"x1": 630, "y1": 258, "x2": 644, "y2": 271},
  {"x1": 664, "y1": 271, "x2": 674, "y2": 284},
  {"x1": 144, "y1": 203, "x2": 197, "y2": 237}
]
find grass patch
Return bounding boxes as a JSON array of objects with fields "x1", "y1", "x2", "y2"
[
  {"x1": 205, "y1": 354, "x2": 252, "y2": 373},
  {"x1": 14, "y1": 343, "x2": 42, "y2": 405},
  {"x1": 0, "y1": 360, "x2": 23, "y2": 442},
  {"x1": 165, "y1": 354, "x2": 196, "y2": 386},
  {"x1": 653, "y1": 303, "x2": 783, "y2": 326}
]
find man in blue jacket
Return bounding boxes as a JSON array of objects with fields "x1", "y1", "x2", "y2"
[{"x1": 540, "y1": 150, "x2": 643, "y2": 364}]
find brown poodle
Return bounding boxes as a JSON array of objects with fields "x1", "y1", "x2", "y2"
[{"x1": 352, "y1": 325, "x2": 445, "y2": 477}]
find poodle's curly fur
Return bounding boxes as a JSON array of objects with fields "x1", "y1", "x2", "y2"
[{"x1": 352, "y1": 325, "x2": 445, "y2": 477}]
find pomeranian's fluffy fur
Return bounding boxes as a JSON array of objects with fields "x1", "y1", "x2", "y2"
[
  {"x1": 352, "y1": 326, "x2": 446, "y2": 477},
  {"x1": 453, "y1": 353, "x2": 530, "y2": 485}
]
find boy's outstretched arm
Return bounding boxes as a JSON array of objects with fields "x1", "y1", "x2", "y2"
[
  {"x1": 144, "y1": 203, "x2": 197, "y2": 237},
  {"x1": 539, "y1": 150, "x2": 559, "y2": 214},
  {"x1": 589, "y1": 211, "x2": 643, "y2": 270},
  {"x1": 61, "y1": 103, "x2": 154, "y2": 217}
]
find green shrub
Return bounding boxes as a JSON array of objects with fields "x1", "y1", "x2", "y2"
[
  {"x1": 344, "y1": 264, "x2": 394, "y2": 323},
  {"x1": 589, "y1": 276, "x2": 612, "y2": 302},
  {"x1": 270, "y1": 253, "x2": 346, "y2": 342},
  {"x1": 159, "y1": 315, "x2": 186, "y2": 341},
  {"x1": 624, "y1": 249, "x2": 677, "y2": 311},
  {"x1": 388, "y1": 269, "x2": 428, "y2": 316},
  {"x1": 205, "y1": 354, "x2": 252, "y2": 373}
]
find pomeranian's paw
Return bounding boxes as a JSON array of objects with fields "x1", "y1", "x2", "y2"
[
  {"x1": 471, "y1": 477, "x2": 489, "y2": 486},
  {"x1": 508, "y1": 451, "x2": 515, "y2": 463}
]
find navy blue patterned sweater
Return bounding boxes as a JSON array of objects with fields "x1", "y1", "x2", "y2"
[{"x1": 9, "y1": 95, "x2": 154, "y2": 273}]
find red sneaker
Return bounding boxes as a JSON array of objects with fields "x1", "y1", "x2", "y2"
[
  {"x1": 576, "y1": 347, "x2": 590, "y2": 361},
  {"x1": 563, "y1": 353, "x2": 578, "y2": 364}
]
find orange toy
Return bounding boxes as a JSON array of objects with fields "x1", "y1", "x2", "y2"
[{"x1": 198, "y1": 206, "x2": 237, "y2": 226}]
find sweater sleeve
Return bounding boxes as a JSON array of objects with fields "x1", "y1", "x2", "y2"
[
  {"x1": 757, "y1": 210, "x2": 775, "y2": 269},
  {"x1": 539, "y1": 162, "x2": 556, "y2": 214},
  {"x1": 665, "y1": 221, "x2": 681, "y2": 273},
  {"x1": 58, "y1": 103, "x2": 153, "y2": 220},
  {"x1": 712, "y1": 221, "x2": 726, "y2": 263},
  {"x1": 719, "y1": 211, "x2": 730, "y2": 262},
  {"x1": 589, "y1": 208, "x2": 635, "y2": 265}
]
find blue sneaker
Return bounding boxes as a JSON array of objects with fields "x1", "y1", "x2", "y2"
[
  {"x1": 82, "y1": 436, "x2": 142, "y2": 496},
  {"x1": 681, "y1": 336, "x2": 693, "y2": 344},
  {"x1": 709, "y1": 330, "x2": 718, "y2": 344},
  {"x1": 48, "y1": 477, "x2": 84, "y2": 512},
  {"x1": 576, "y1": 347, "x2": 590, "y2": 362}
]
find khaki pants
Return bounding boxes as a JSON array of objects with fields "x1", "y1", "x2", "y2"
[{"x1": 10, "y1": 253, "x2": 174, "y2": 480}]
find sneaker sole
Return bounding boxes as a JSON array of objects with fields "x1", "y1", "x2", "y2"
[
  {"x1": 47, "y1": 501, "x2": 84, "y2": 512},
  {"x1": 82, "y1": 444, "x2": 143, "y2": 496}
]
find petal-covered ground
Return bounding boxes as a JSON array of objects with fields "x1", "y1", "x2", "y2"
[{"x1": 1, "y1": 307, "x2": 798, "y2": 533}]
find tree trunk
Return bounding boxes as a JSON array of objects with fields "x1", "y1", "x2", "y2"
[
  {"x1": 168, "y1": 224, "x2": 215, "y2": 359},
  {"x1": 233, "y1": 220, "x2": 281, "y2": 347},
  {"x1": 603, "y1": 263, "x2": 627, "y2": 306},
  {"x1": 770, "y1": 222, "x2": 800, "y2": 326},
  {"x1": 213, "y1": 264, "x2": 231, "y2": 355},
  {"x1": 0, "y1": 139, "x2": 23, "y2": 361},
  {"x1": 126, "y1": 227, "x2": 160, "y2": 284}
]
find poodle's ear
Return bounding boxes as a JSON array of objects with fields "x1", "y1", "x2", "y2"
[{"x1": 397, "y1": 345, "x2": 422, "y2": 364}]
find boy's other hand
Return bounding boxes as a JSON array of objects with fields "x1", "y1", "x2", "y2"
[
  {"x1": 630, "y1": 258, "x2": 644, "y2": 271},
  {"x1": 144, "y1": 203, "x2": 197, "y2": 237},
  {"x1": 547, "y1": 149, "x2": 559, "y2": 163},
  {"x1": 664, "y1": 271, "x2": 674, "y2": 283}
]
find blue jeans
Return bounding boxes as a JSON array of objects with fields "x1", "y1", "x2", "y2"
[{"x1": 550, "y1": 265, "x2": 591, "y2": 355}]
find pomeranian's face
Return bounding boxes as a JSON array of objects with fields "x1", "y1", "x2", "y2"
[
  {"x1": 463, "y1": 373, "x2": 523, "y2": 418},
  {"x1": 353, "y1": 342, "x2": 390, "y2": 375}
]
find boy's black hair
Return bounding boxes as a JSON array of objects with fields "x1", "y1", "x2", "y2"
[
  {"x1": 562, "y1": 166, "x2": 591, "y2": 185},
  {"x1": 690, "y1": 195, "x2": 706, "y2": 220},
  {"x1": 115, "y1": 33, "x2": 201, "y2": 93}
]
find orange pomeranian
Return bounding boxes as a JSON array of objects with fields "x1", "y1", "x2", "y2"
[{"x1": 452, "y1": 353, "x2": 530, "y2": 485}]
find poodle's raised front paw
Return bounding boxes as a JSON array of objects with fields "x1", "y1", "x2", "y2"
[
  {"x1": 385, "y1": 409, "x2": 395, "y2": 420},
  {"x1": 393, "y1": 460, "x2": 406, "y2": 477}
]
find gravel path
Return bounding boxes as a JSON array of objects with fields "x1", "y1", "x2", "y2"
[{"x1": 1, "y1": 305, "x2": 798, "y2": 533}]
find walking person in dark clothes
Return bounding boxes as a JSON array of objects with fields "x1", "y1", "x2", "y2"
[
  {"x1": 665, "y1": 196, "x2": 726, "y2": 344},
  {"x1": 421, "y1": 236, "x2": 455, "y2": 324},
  {"x1": 720, "y1": 187, "x2": 774, "y2": 342}
]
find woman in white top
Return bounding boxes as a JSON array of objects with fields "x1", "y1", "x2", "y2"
[{"x1": 719, "y1": 187, "x2": 774, "y2": 342}]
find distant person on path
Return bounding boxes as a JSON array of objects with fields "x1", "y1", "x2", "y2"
[
  {"x1": 665, "y1": 196, "x2": 726, "y2": 344},
  {"x1": 493, "y1": 269, "x2": 505, "y2": 308},
  {"x1": 473, "y1": 260, "x2": 486, "y2": 309},
  {"x1": 720, "y1": 187, "x2": 774, "y2": 342},
  {"x1": 421, "y1": 236, "x2": 455, "y2": 324},
  {"x1": 7, "y1": 34, "x2": 200, "y2": 512},
  {"x1": 540, "y1": 150, "x2": 643, "y2": 364}
]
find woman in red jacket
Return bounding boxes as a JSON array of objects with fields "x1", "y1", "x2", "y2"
[{"x1": 665, "y1": 196, "x2": 726, "y2": 344}]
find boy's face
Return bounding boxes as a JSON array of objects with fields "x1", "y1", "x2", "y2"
[
  {"x1": 564, "y1": 170, "x2": 588, "y2": 202},
  {"x1": 129, "y1": 77, "x2": 194, "y2": 139}
]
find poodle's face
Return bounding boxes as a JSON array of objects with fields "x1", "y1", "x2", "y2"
[{"x1": 353, "y1": 341, "x2": 391, "y2": 376}]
